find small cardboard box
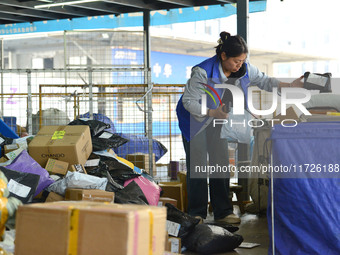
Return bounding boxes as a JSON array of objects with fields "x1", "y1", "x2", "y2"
[
  {"x1": 273, "y1": 106, "x2": 299, "y2": 125},
  {"x1": 166, "y1": 237, "x2": 181, "y2": 254},
  {"x1": 28, "y1": 125, "x2": 92, "y2": 167},
  {"x1": 45, "y1": 158, "x2": 69, "y2": 175},
  {"x1": 177, "y1": 171, "x2": 188, "y2": 212},
  {"x1": 4, "y1": 143, "x2": 20, "y2": 154},
  {"x1": 69, "y1": 164, "x2": 87, "y2": 174},
  {"x1": 45, "y1": 192, "x2": 64, "y2": 203},
  {"x1": 65, "y1": 189, "x2": 115, "y2": 203},
  {"x1": 159, "y1": 182, "x2": 184, "y2": 211},
  {"x1": 15, "y1": 202, "x2": 166, "y2": 255},
  {"x1": 126, "y1": 153, "x2": 156, "y2": 175},
  {"x1": 158, "y1": 197, "x2": 178, "y2": 208}
]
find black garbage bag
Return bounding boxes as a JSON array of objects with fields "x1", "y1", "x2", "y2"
[
  {"x1": 165, "y1": 203, "x2": 200, "y2": 239},
  {"x1": 68, "y1": 118, "x2": 109, "y2": 137},
  {"x1": 182, "y1": 224, "x2": 244, "y2": 254},
  {"x1": 84, "y1": 159, "x2": 124, "y2": 193},
  {"x1": 204, "y1": 221, "x2": 239, "y2": 233},
  {"x1": 97, "y1": 153, "x2": 133, "y2": 171},
  {"x1": 92, "y1": 133, "x2": 129, "y2": 151},
  {"x1": 0, "y1": 134, "x2": 14, "y2": 156},
  {"x1": 108, "y1": 168, "x2": 140, "y2": 186},
  {"x1": 114, "y1": 181, "x2": 148, "y2": 205},
  {"x1": 0, "y1": 166, "x2": 40, "y2": 204},
  {"x1": 69, "y1": 119, "x2": 129, "y2": 151},
  {"x1": 85, "y1": 155, "x2": 107, "y2": 176},
  {"x1": 105, "y1": 170, "x2": 124, "y2": 193}
]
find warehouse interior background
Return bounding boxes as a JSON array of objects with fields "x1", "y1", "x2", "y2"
[{"x1": 0, "y1": 0, "x2": 339, "y2": 254}]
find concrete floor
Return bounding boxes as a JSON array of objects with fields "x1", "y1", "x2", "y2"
[{"x1": 183, "y1": 207, "x2": 269, "y2": 255}]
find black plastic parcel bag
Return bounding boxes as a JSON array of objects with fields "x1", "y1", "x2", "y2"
[
  {"x1": 183, "y1": 224, "x2": 244, "y2": 254},
  {"x1": 68, "y1": 119, "x2": 129, "y2": 151},
  {"x1": 0, "y1": 166, "x2": 40, "y2": 204},
  {"x1": 114, "y1": 181, "x2": 148, "y2": 205},
  {"x1": 165, "y1": 203, "x2": 200, "y2": 239},
  {"x1": 68, "y1": 118, "x2": 109, "y2": 137}
]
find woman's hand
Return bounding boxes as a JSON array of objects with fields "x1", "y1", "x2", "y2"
[
  {"x1": 290, "y1": 75, "x2": 304, "y2": 88},
  {"x1": 279, "y1": 75, "x2": 304, "y2": 89},
  {"x1": 208, "y1": 104, "x2": 229, "y2": 119}
]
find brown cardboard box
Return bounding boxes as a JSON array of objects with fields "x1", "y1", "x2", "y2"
[
  {"x1": 28, "y1": 125, "x2": 92, "y2": 167},
  {"x1": 158, "y1": 197, "x2": 178, "y2": 208},
  {"x1": 273, "y1": 106, "x2": 299, "y2": 125},
  {"x1": 4, "y1": 143, "x2": 20, "y2": 154},
  {"x1": 167, "y1": 237, "x2": 181, "y2": 254},
  {"x1": 126, "y1": 153, "x2": 156, "y2": 175},
  {"x1": 108, "y1": 203, "x2": 167, "y2": 255},
  {"x1": 15, "y1": 202, "x2": 166, "y2": 255},
  {"x1": 45, "y1": 158, "x2": 69, "y2": 175},
  {"x1": 177, "y1": 171, "x2": 188, "y2": 212},
  {"x1": 69, "y1": 164, "x2": 87, "y2": 174},
  {"x1": 159, "y1": 182, "x2": 184, "y2": 211},
  {"x1": 45, "y1": 192, "x2": 64, "y2": 202},
  {"x1": 65, "y1": 189, "x2": 115, "y2": 203}
]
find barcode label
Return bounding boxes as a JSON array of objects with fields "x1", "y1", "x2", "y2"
[{"x1": 166, "y1": 220, "x2": 181, "y2": 237}]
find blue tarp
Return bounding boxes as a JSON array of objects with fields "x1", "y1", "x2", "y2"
[
  {"x1": 268, "y1": 122, "x2": 340, "y2": 255},
  {"x1": 114, "y1": 133, "x2": 167, "y2": 162}
]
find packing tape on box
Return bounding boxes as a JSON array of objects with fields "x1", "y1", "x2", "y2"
[
  {"x1": 148, "y1": 211, "x2": 154, "y2": 255},
  {"x1": 133, "y1": 212, "x2": 139, "y2": 255},
  {"x1": 68, "y1": 207, "x2": 80, "y2": 255}
]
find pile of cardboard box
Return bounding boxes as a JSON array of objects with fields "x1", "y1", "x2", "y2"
[{"x1": 0, "y1": 124, "x2": 190, "y2": 254}]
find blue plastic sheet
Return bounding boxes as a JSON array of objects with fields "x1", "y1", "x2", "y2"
[
  {"x1": 268, "y1": 122, "x2": 340, "y2": 255},
  {"x1": 114, "y1": 133, "x2": 167, "y2": 162}
]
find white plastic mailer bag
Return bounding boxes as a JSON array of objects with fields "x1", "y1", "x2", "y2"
[
  {"x1": 47, "y1": 171, "x2": 108, "y2": 196},
  {"x1": 220, "y1": 108, "x2": 252, "y2": 144}
]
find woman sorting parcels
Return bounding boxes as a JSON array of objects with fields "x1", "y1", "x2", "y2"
[{"x1": 176, "y1": 31, "x2": 303, "y2": 224}]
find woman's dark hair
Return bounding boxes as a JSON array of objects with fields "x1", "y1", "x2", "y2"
[{"x1": 215, "y1": 31, "x2": 248, "y2": 59}]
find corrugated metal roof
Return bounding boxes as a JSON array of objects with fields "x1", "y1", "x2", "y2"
[{"x1": 0, "y1": 0, "x2": 263, "y2": 25}]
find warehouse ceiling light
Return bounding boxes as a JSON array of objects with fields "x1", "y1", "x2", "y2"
[{"x1": 35, "y1": 0, "x2": 101, "y2": 9}]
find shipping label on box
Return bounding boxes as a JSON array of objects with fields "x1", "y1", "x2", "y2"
[
  {"x1": 28, "y1": 125, "x2": 92, "y2": 167},
  {"x1": 45, "y1": 158, "x2": 69, "y2": 175},
  {"x1": 65, "y1": 189, "x2": 115, "y2": 203},
  {"x1": 168, "y1": 237, "x2": 181, "y2": 254}
]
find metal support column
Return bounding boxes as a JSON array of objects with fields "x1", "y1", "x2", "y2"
[
  {"x1": 237, "y1": 0, "x2": 250, "y2": 201},
  {"x1": 88, "y1": 68, "x2": 93, "y2": 119},
  {"x1": 237, "y1": 0, "x2": 249, "y2": 43},
  {"x1": 27, "y1": 70, "x2": 33, "y2": 135},
  {"x1": 143, "y1": 10, "x2": 154, "y2": 176}
]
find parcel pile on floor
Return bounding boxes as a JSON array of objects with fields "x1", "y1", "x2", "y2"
[{"x1": 0, "y1": 119, "x2": 243, "y2": 254}]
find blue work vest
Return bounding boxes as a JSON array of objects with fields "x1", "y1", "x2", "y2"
[{"x1": 176, "y1": 55, "x2": 250, "y2": 141}]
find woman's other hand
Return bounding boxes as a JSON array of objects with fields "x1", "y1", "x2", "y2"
[{"x1": 208, "y1": 104, "x2": 229, "y2": 119}]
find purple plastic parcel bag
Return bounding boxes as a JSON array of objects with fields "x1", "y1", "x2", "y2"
[{"x1": 6, "y1": 150, "x2": 54, "y2": 196}]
